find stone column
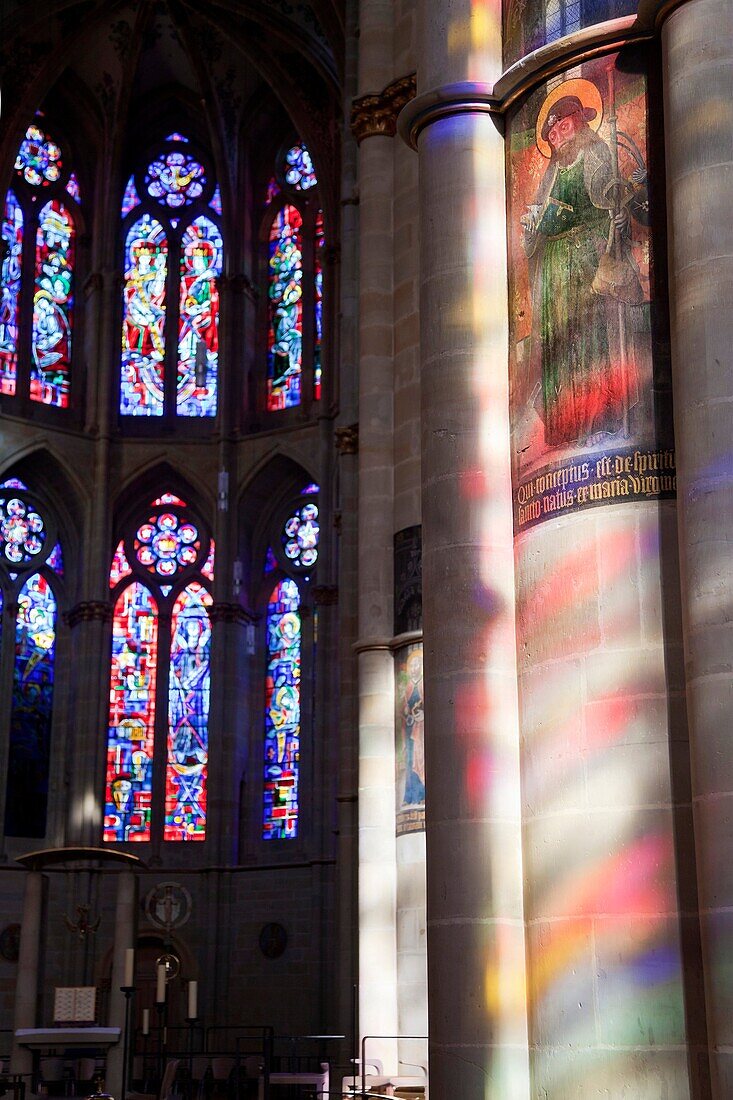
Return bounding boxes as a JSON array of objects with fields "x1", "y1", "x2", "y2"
[
  {"x1": 400, "y1": 3, "x2": 530, "y2": 1095},
  {"x1": 105, "y1": 870, "x2": 137, "y2": 1099},
  {"x1": 10, "y1": 870, "x2": 44, "y2": 1076},
  {"x1": 354, "y1": 0, "x2": 398, "y2": 1077},
  {"x1": 663, "y1": 1, "x2": 733, "y2": 1091}
]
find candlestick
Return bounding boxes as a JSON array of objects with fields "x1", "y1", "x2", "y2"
[
  {"x1": 187, "y1": 980, "x2": 198, "y2": 1020},
  {"x1": 156, "y1": 962, "x2": 166, "y2": 1004},
  {"x1": 124, "y1": 948, "x2": 135, "y2": 988}
]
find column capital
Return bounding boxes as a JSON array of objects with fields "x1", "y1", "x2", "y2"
[
  {"x1": 398, "y1": 81, "x2": 499, "y2": 150},
  {"x1": 64, "y1": 600, "x2": 113, "y2": 627},
  {"x1": 209, "y1": 601, "x2": 258, "y2": 625},
  {"x1": 312, "y1": 584, "x2": 338, "y2": 606},
  {"x1": 335, "y1": 423, "x2": 358, "y2": 455},
  {"x1": 351, "y1": 73, "x2": 416, "y2": 144}
]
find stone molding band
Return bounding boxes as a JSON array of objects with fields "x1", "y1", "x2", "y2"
[
  {"x1": 351, "y1": 73, "x2": 416, "y2": 143},
  {"x1": 398, "y1": 0, "x2": 693, "y2": 150}
]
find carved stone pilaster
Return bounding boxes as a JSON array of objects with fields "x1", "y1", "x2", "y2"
[
  {"x1": 312, "y1": 584, "x2": 338, "y2": 606},
  {"x1": 209, "y1": 601, "x2": 258, "y2": 626},
  {"x1": 350, "y1": 73, "x2": 417, "y2": 144},
  {"x1": 335, "y1": 423, "x2": 358, "y2": 455},
  {"x1": 64, "y1": 600, "x2": 113, "y2": 628}
]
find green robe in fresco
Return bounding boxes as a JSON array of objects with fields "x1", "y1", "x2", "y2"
[{"x1": 527, "y1": 127, "x2": 626, "y2": 446}]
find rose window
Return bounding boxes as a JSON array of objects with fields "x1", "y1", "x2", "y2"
[
  {"x1": 145, "y1": 151, "x2": 206, "y2": 208},
  {"x1": 15, "y1": 124, "x2": 63, "y2": 187},
  {"x1": 0, "y1": 496, "x2": 47, "y2": 564},
  {"x1": 284, "y1": 143, "x2": 317, "y2": 190},
  {"x1": 133, "y1": 512, "x2": 201, "y2": 577},
  {"x1": 281, "y1": 501, "x2": 319, "y2": 568}
]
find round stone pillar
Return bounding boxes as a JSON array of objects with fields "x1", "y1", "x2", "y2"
[
  {"x1": 664, "y1": 0, "x2": 733, "y2": 1091},
  {"x1": 355, "y1": 0, "x2": 398, "y2": 1077},
  {"x1": 401, "y1": 3, "x2": 529, "y2": 1094},
  {"x1": 10, "y1": 869, "x2": 43, "y2": 1076}
]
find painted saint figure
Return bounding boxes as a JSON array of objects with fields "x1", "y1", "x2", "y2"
[{"x1": 522, "y1": 81, "x2": 643, "y2": 447}]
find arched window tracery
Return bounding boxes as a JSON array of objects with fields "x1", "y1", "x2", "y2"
[
  {"x1": 263, "y1": 141, "x2": 324, "y2": 413},
  {"x1": 104, "y1": 494, "x2": 214, "y2": 843},
  {"x1": 0, "y1": 120, "x2": 80, "y2": 411},
  {"x1": 0, "y1": 477, "x2": 63, "y2": 839},
  {"x1": 119, "y1": 134, "x2": 222, "y2": 421}
]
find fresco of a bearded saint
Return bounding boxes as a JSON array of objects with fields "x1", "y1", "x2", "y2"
[{"x1": 522, "y1": 82, "x2": 637, "y2": 447}]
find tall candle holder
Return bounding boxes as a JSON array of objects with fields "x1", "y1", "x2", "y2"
[
  {"x1": 184, "y1": 1017, "x2": 196, "y2": 1100},
  {"x1": 120, "y1": 984, "x2": 135, "y2": 1100}
]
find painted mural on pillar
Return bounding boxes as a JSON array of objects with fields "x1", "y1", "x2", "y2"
[
  {"x1": 507, "y1": 51, "x2": 675, "y2": 533},
  {"x1": 503, "y1": 0, "x2": 636, "y2": 70},
  {"x1": 395, "y1": 643, "x2": 425, "y2": 836}
]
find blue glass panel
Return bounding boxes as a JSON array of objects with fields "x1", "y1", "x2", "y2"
[
  {"x1": 4, "y1": 573, "x2": 56, "y2": 837},
  {"x1": 165, "y1": 582, "x2": 212, "y2": 841},
  {"x1": 120, "y1": 215, "x2": 167, "y2": 416}
]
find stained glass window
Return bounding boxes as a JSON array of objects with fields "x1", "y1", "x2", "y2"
[
  {"x1": 266, "y1": 177, "x2": 281, "y2": 204},
  {"x1": 2, "y1": 123, "x2": 78, "y2": 409},
  {"x1": 267, "y1": 205, "x2": 303, "y2": 411},
  {"x1": 165, "y1": 582, "x2": 212, "y2": 841},
  {"x1": 281, "y1": 500, "x2": 319, "y2": 569},
  {"x1": 104, "y1": 582, "x2": 158, "y2": 842},
  {"x1": 47, "y1": 541, "x2": 63, "y2": 575},
  {"x1": 145, "y1": 150, "x2": 206, "y2": 208},
  {"x1": 4, "y1": 573, "x2": 57, "y2": 837},
  {"x1": 120, "y1": 139, "x2": 221, "y2": 419},
  {"x1": 120, "y1": 214, "x2": 167, "y2": 416},
  {"x1": 15, "y1": 124, "x2": 63, "y2": 187},
  {"x1": 264, "y1": 545, "x2": 277, "y2": 573},
  {"x1": 263, "y1": 578, "x2": 301, "y2": 839},
  {"x1": 31, "y1": 200, "x2": 75, "y2": 408},
  {"x1": 0, "y1": 493, "x2": 47, "y2": 565},
  {"x1": 66, "y1": 173, "x2": 81, "y2": 202},
  {"x1": 201, "y1": 541, "x2": 215, "y2": 581},
  {"x1": 121, "y1": 175, "x2": 140, "y2": 217},
  {"x1": 314, "y1": 210, "x2": 324, "y2": 401},
  {"x1": 134, "y1": 510, "x2": 201, "y2": 578},
  {"x1": 302, "y1": 482, "x2": 319, "y2": 495},
  {"x1": 177, "y1": 217, "x2": 222, "y2": 417},
  {"x1": 106, "y1": 497, "x2": 213, "y2": 843},
  {"x1": 0, "y1": 192, "x2": 23, "y2": 397},
  {"x1": 284, "y1": 143, "x2": 317, "y2": 190},
  {"x1": 1, "y1": 477, "x2": 28, "y2": 490}
]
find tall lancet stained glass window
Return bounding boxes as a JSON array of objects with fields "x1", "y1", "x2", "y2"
[
  {"x1": 0, "y1": 120, "x2": 79, "y2": 408},
  {"x1": 0, "y1": 481, "x2": 62, "y2": 838},
  {"x1": 264, "y1": 141, "x2": 323, "y2": 411},
  {"x1": 263, "y1": 485, "x2": 321, "y2": 839},
  {"x1": 120, "y1": 134, "x2": 222, "y2": 419},
  {"x1": 104, "y1": 495, "x2": 214, "y2": 842}
]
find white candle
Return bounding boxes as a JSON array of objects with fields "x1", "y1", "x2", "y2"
[
  {"x1": 142, "y1": 1008, "x2": 150, "y2": 1036},
  {"x1": 156, "y1": 963, "x2": 166, "y2": 1003},
  {"x1": 124, "y1": 948, "x2": 135, "y2": 988},
  {"x1": 187, "y1": 980, "x2": 198, "y2": 1020}
]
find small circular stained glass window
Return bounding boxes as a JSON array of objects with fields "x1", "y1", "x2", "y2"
[
  {"x1": 283, "y1": 143, "x2": 317, "y2": 191},
  {"x1": 15, "y1": 124, "x2": 63, "y2": 187},
  {"x1": 133, "y1": 512, "x2": 201, "y2": 578},
  {"x1": 281, "y1": 500, "x2": 319, "y2": 569},
  {"x1": 0, "y1": 495, "x2": 47, "y2": 565},
  {"x1": 145, "y1": 150, "x2": 206, "y2": 208}
]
